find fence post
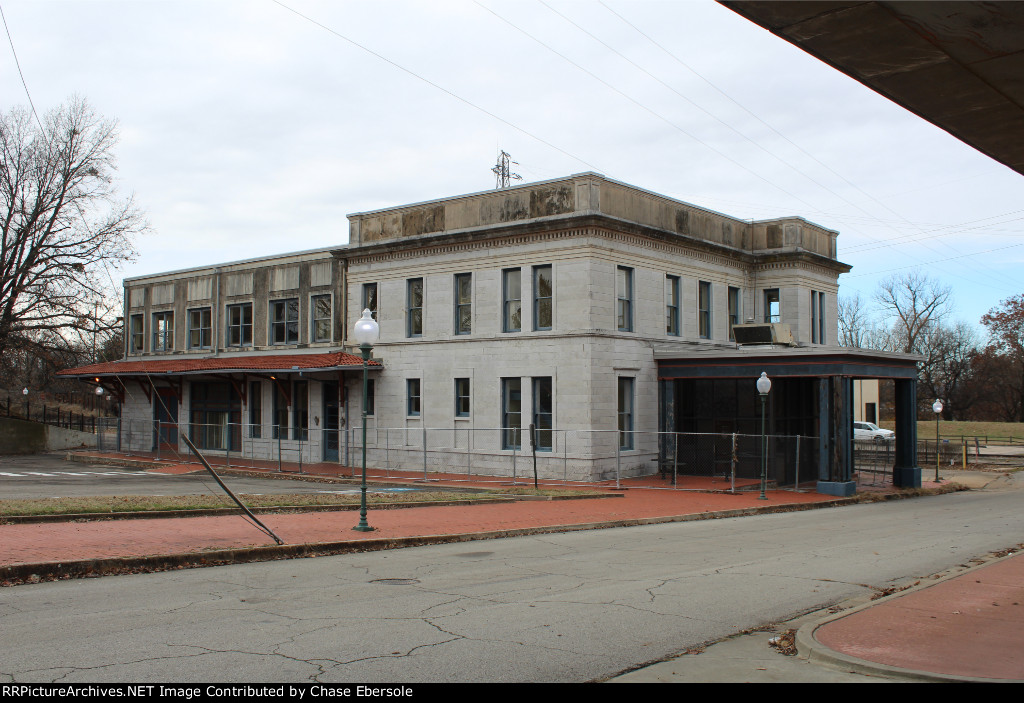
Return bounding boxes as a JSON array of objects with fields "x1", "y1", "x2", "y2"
[
  {"x1": 730, "y1": 433, "x2": 737, "y2": 493},
  {"x1": 156, "y1": 420, "x2": 161, "y2": 461},
  {"x1": 423, "y1": 425, "x2": 428, "y2": 480},
  {"x1": 672, "y1": 432, "x2": 679, "y2": 487},
  {"x1": 615, "y1": 432, "x2": 621, "y2": 490},
  {"x1": 530, "y1": 423, "x2": 538, "y2": 489},
  {"x1": 794, "y1": 434, "x2": 801, "y2": 491},
  {"x1": 511, "y1": 426, "x2": 519, "y2": 483},
  {"x1": 466, "y1": 425, "x2": 472, "y2": 480},
  {"x1": 277, "y1": 427, "x2": 282, "y2": 472}
]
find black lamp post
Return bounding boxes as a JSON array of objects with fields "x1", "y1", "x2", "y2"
[
  {"x1": 353, "y1": 308, "x2": 379, "y2": 532},
  {"x1": 757, "y1": 372, "x2": 772, "y2": 500},
  {"x1": 932, "y1": 398, "x2": 943, "y2": 483}
]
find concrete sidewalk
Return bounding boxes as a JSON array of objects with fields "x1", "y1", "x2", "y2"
[{"x1": 2, "y1": 452, "x2": 1020, "y2": 682}]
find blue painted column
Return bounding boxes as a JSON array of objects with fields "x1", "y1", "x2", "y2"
[
  {"x1": 818, "y1": 376, "x2": 856, "y2": 497},
  {"x1": 893, "y1": 378, "x2": 921, "y2": 487}
]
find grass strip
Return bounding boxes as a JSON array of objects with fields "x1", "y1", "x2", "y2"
[{"x1": 0, "y1": 488, "x2": 605, "y2": 517}]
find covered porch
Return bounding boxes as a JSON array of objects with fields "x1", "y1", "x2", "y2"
[
  {"x1": 57, "y1": 351, "x2": 382, "y2": 467},
  {"x1": 655, "y1": 347, "x2": 922, "y2": 495}
]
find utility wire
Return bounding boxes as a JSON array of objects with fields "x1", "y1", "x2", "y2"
[
  {"x1": 271, "y1": 0, "x2": 605, "y2": 174},
  {"x1": 0, "y1": 2, "x2": 44, "y2": 133}
]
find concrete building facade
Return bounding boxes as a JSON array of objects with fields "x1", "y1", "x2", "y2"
[{"x1": 61, "y1": 174, "x2": 922, "y2": 490}]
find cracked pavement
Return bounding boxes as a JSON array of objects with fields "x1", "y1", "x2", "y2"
[{"x1": 2, "y1": 486, "x2": 1023, "y2": 682}]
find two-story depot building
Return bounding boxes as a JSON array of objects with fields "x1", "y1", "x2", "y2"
[{"x1": 60, "y1": 173, "x2": 923, "y2": 493}]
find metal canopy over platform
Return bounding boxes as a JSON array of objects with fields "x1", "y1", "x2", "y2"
[{"x1": 721, "y1": 1, "x2": 1024, "y2": 177}]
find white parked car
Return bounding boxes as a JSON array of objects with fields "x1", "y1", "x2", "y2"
[{"x1": 854, "y1": 422, "x2": 895, "y2": 444}]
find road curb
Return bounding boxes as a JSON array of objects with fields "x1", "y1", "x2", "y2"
[
  {"x1": 1, "y1": 497, "x2": 851, "y2": 586},
  {"x1": 794, "y1": 550, "x2": 1024, "y2": 683}
]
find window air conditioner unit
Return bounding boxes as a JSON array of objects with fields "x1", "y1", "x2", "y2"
[{"x1": 732, "y1": 323, "x2": 795, "y2": 346}]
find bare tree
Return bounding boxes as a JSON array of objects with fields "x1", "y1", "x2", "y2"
[
  {"x1": 838, "y1": 292, "x2": 896, "y2": 351},
  {"x1": 873, "y1": 271, "x2": 952, "y2": 354},
  {"x1": 0, "y1": 97, "x2": 146, "y2": 363},
  {"x1": 917, "y1": 321, "x2": 981, "y2": 419}
]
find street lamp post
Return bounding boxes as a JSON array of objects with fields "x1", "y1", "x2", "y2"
[
  {"x1": 353, "y1": 309, "x2": 379, "y2": 532},
  {"x1": 932, "y1": 398, "x2": 943, "y2": 483},
  {"x1": 756, "y1": 372, "x2": 772, "y2": 500}
]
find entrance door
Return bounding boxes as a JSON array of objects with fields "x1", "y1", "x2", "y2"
[
  {"x1": 323, "y1": 381, "x2": 340, "y2": 462},
  {"x1": 154, "y1": 387, "x2": 179, "y2": 452}
]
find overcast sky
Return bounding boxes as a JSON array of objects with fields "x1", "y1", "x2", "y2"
[{"x1": 3, "y1": 0, "x2": 1022, "y2": 332}]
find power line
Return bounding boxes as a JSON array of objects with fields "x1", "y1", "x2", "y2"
[
  {"x1": 270, "y1": 0, "x2": 605, "y2": 175},
  {"x1": 0, "y1": 2, "x2": 44, "y2": 133}
]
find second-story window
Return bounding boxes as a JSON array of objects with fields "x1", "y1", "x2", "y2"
[
  {"x1": 503, "y1": 268, "x2": 521, "y2": 332},
  {"x1": 226, "y1": 303, "x2": 252, "y2": 347},
  {"x1": 819, "y1": 292, "x2": 827, "y2": 344},
  {"x1": 362, "y1": 283, "x2": 378, "y2": 320},
  {"x1": 187, "y1": 307, "x2": 211, "y2": 349},
  {"x1": 454, "y1": 273, "x2": 472, "y2": 335},
  {"x1": 764, "y1": 289, "x2": 780, "y2": 324},
  {"x1": 811, "y1": 291, "x2": 819, "y2": 344},
  {"x1": 312, "y1": 294, "x2": 332, "y2": 343},
  {"x1": 617, "y1": 266, "x2": 633, "y2": 332},
  {"x1": 666, "y1": 275, "x2": 680, "y2": 336},
  {"x1": 698, "y1": 281, "x2": 712, "y2": 339},
  {"x1": 728, "y1": 287, "x2": 741, "y2": 341},
  {"x1": 407, "y1": 278, "x2": 423, "y2": 337},
  {"x1": 152, "y1": 311, "x2": 174, "y2": 351},
  {"x1": 270, "y1": 298, "x2": 299, "y2": 344},
  {"x1": 130, "y1": 314, "x2": 144, "y2": 354},
  {"x1": 533, "y1": 265, "x2": 552, "y2": 331}
]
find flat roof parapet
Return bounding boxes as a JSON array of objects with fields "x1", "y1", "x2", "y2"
[{"x1": 346, "y1": 173, "x2": 839, "y2": 259}]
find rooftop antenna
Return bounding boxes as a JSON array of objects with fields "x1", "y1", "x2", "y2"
[{"x1": 491, "y1": 150, "x2": 522, "y2": 189}]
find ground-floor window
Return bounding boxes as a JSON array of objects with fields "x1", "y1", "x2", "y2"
[
  {"x1": 249, "y1": 381, "x2": 262, "y2": 438},
  {"x1": 502, "y1": 377, "x2": 522, "y2": 450},
  {"x1": 190, "y1": 382, "x2": 241, "y2": 451},
  {"x1": 618, "y1": 377, "x2": 634, "y2": 450},
  {"x1": 293, "y1": 381, "x2": 309, "y2": 440},
  {"x1": 532, "y1": 377, "x2": 552, "y2": 451}
]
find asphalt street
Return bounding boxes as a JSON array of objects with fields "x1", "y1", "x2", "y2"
[{"x1": 2, "y1": 484, "x2": 1022, "y2": 683}]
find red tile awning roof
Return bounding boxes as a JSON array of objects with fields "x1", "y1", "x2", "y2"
[{"x1": 58, "y1": 351, "x2": 381, "y2": 378}]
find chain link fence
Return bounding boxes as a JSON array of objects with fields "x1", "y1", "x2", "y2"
[{"x1": 103, "y1": 419, "x2": 821, "y2": 490}]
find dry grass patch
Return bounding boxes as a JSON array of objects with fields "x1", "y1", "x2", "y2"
[{"x1": 0, "y1": 491, "x2": 503, "y2": 517}]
